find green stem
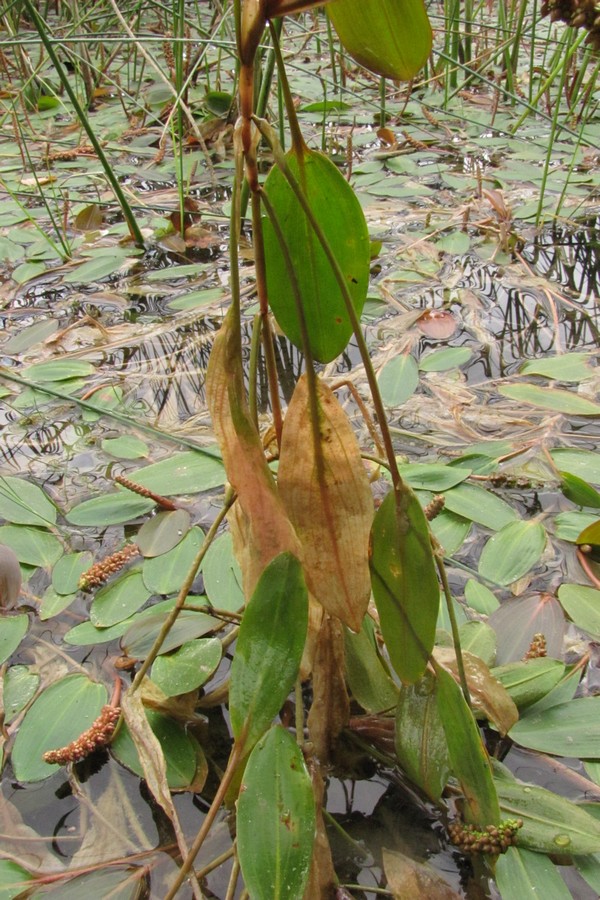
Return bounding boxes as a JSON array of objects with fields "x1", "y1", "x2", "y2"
[
  {"x1": 436, "y1": 553, "x2": 471, "y2": 707},
  {"x1": 21, "y1": 0, "x2": 145, "y2": 247}
]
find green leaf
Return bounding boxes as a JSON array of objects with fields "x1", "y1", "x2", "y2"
[
  {"x1": 370, "y1": 488, "x2": 439, "y2": 683},
  {"x1": 0, "y1": 859, "x2": 33, "y2": 899},
  {"x1": 65, "y1": 492, "x2": 155, "y2": 526},
  {"x1": 553, "y1": 510, "x2": 598, "y2": 542},
  {"x1": 478, "y1": 520, "x2": 546, "y2": 585},
  {"x1": 90, "y1": 570, "x2": 151, "y2": 627},
  {"x1": 558, "y1": 583, "x2": 600, "y2": 637},
  {"x1": 27, "y1": 867, "x2": 144, "y2": 899},
  {"x1": 434, "y1": 661, "x2": 500, "y2": 825},
  {"x1": 0, "y1": 476, "x2": 57, "y2": 526},
  {"x1": 443, "y1": 482, "x2": 517, "y2": 530},
  {"x1": 491, "y1": 659, "x2": 565, "y2": 710},
  {"x1": 0, "y1": 525, "x2": 63, "y2": 568},
  {"x1": 344, "y1": 617, "x2": 398, "y2": 714},
  {"x1": 229, "y1": 553, "x2": 308, "y2": 754},
  {"x1": 237, "y1": 726, "x2": 315, "y2": 900},
  {"x1": 21, "y1": 359, "x2": 95, "y2": 382},
  {"x1": 3, "y1": 319, "x2": 58, "y2": 353},
  {"x1": 419, "y1": 347, "x2": 473, "y2": 372},
  {"x1": 101, "y1": 436, "x2": 149, "y2": 459},
  {"x1": 142, "y1": 526, "x2": 203, "y2": 594},
  {"x1": 499, "y1": 383, "x2": 600, "y2": 416},
  {"x1": 111, "y1": 710, "x2": 198, "y2": 789},
  {"x1": 121, "y1": 607, "x2": 218, "y2": 659},
  {"x1": 11, "y1": 674, "x2": 107, "y2": 782},
  {"x1": 520, "y1": 352, "x2": 593, "y2": 382},
  {"x1": 399, "y1": 463, "x2": 471, "y2": 491},
  {"x1": 559, "y1": 471, "x2": 600, "y2": 508},
  {"x1": 495, "y1": 847, "x2": 572, "y2": 900},
  {"x1": 551, "y1": 449, "x2": 600, "y2": 484},
  {"x1": 39, "y1": 586, "x2": 78, "y2": 620},
  {"x1": 130, "y1": 449, "x2": 225, "y2": 496},
  {"x1": 464, "y1": 579, "x2": 499, "y2": 615},
  {"x1": 496, "y1": 779, "x2": 600, "y2": 854},
  {"x1": 430, "y1": 509, "x2": 471, "y2": 556},
  {"x1": 52, "y1": 551, "x2": 93, "y2": 594},
  {"x1": 151, "y1": 638, "x2": 222, "y2": 696},
  {"x1": 263, "y1": 146, "x2": 370, "y2": 363},
  {"x1": 63, "y1": 253, "x2": 133, "y2": 284},
  {"x1": 136, "y1": 509, "x2": 191, "y2": 558},
  {"x1": 2, "y1": 665, "x2": 39, "y2": 724},
  {"x1": 395, "y1": 670, "x2": 449, "y2": 802},
  {"x1": 327, "y1": 0, "x2": 432, "y2": 80},
  {"x1": 458, "y1": 621, "x2": 496, "y2": 668},
  {"x1": 200, "y1": 531, "x2": 244, "y2": 613},
  {"x1": 0, "y1": 614, "x2": 28, "y2": 665},
  {"x1": 510, "y1": 697, "x2": 600, "y2": 757},
  {"x1": 378, "y1": 355, "x2": 419, "y2": 407}
]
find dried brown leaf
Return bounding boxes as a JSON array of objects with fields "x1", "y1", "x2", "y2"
[
  {"x1": 307, "y1": 616, "x2": 350, "y2": 763},
  {"x1": 278, "y1": 375, "x2": 373, "y2": 631},
  {"x1": 383, "y1": 847, "x2": 461, "y2": 900}
]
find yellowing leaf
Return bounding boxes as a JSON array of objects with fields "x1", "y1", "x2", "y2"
[
  {"x1": 278, "y1": 375, "x2": 374, "y2": 632},
  {"x1": 206, "y1": 309, "x2": 301, "y2": 598}
]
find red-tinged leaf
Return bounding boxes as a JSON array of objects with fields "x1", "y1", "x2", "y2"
[
  {"x1": 489, "y1": 593, "x2": 565, "y2": 664},
  {"x1": 416, "y1": 308, "x2": 457, "y2": 339}
]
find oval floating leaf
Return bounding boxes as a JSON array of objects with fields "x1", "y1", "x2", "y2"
[
  {"x1": 0, "y1": 525, "x2": 63, "y2": 568},
  {"x1": 378, "y1": 354, "x2": 419, "y2": 407},
  {"x1": 21, "y1": 359, "x2": 95, "y2": 382},
  {"x1": 443, "y1": 482, "x2": 517, "y2": 531},
  {"x1": 130, "y1": 449, "x2": 225, "y2": 496},
  {"x1": 0, "y1": 859, "x2": 33, "y2": 899},
  {"x1": 200, "y1": 531, "x2": 244, "y2": 613},
  {"x1": 229, "y1": 553, "x2": 308, "y2": 754},
  {"x1": 151, "y1": 638, "x2": 222, "y2": 696},
  {"x1": 66, "y1": 492, "x2": 155, "y2": 526},
  {"x1": 489, "y1": 593, "x2": 565, "y2": 665},
  {"x1": 263, "y1": 146, "x2": 370, "y2": 363},
  {"x1": 551, "y1": 449, "x2": 600, "y2": 484},
  {"x1": 136, "y1": 509, "x2": 191, "y2": 558},
  {"x1": 559, "y1": 471, "x2": 600, "y2": 508},
  {"x1": 478, "y1": 520, "x2": 546, "y2": 585},
  {"x1": 0, "y1": 614, "x2": 28, "y2": 665},
  {"x1": 142, "y1": 526, "x2": 203, "y2": 594},
  {"x1": 11, "y1": 674, "x2": 107, "y2": 782},
  {"x1": 399, "y1": 463, "x2": 471, "y2": 492},
  {"x1": 520, "y1": 352, "x2": 593, "y2": 382},
  {"x1": 491, "y1": 658, "x2": 565, "y2": 710},
  {"x1": 90, "y1": 570, "x2": 151, "y2": 627},
  {"x1": 370, "y1": 488, "x2": 439, "y2": 683},
  {"x1": 52, "y1": 551, "x2": 93, "y2": 595},
  {"x1": 0, "y1": 476, "x2": 57, "y2": 527},
  {"x1": 111, "y1": 709, "x2": 198, "y2": 790},
  {"x1": 101, "y1": 435, "x2": 149, "y2": 460},
  {"x1": 558, "y1": 583, "x2": 600, "y2": 637},
  {"x1": 499, "y1": 383, "x2": 600, "y2": 416},
  {"x1": 464, "y1": 579, "x2": 500, "y2": 615},
  {"x1": 495, "y1": 846, "x2": 572, "y2": 900},
  {"x1": 509, "y1": 697, "x2": 600, "y2": 758},
  {"x1": 420, "y1": 346, "x2": 472, "y2": 372},
  {"x1": 2, "y1": 665, "x2": 40, "y2": 724},
  {"x1": 237, "y1": 725, "x2": 315, "y2": 900},
  {"x1": 328, "y1": 0, "x2": 432, "y2": 80}
]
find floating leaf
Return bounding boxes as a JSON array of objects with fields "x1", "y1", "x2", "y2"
[
  {"x1": 430, "y1": 509, "x2": 471, "y2": 556},
  {"x1": 142, "y1": 526, "x2": 203, "y2": 594},
  {"x1": 509, "y1": 697, "x2": 600, "y2": 757},
  {"x1": 21, "y1": 359, "x2": 95, "y2": 382},
  {"x1": 416, "y1": 308, "x2": 457, "y2": 339},
  {"x1": 495, "y1": 846, "x2": 572, "y2": 900},
  {"x1": 121, "y1": 607, "x2": 218, "y2": 659},
  {"x1": 28, "y1": 867, "x2": 146, "y2": 899},
  {"x1": 553, "y1": 510, "x2": 598, "y2": 542},
  {"x1": 151, "y1": 638, "x2": 222, "y2": 696},
  {"x1": 0, "y1": 614, "x2": 28, "y2": 665},
  {"x1": 90, "y1": 570, "x2": 151, "y2": 627},
  {"x1": 0, "y1": 543, "x2": 22, "y2": 609},
  {"x1": 378, "y1": 354, "x2": 419, "y2": 407},
  {"x1": 0, "y1": 859, "x2": 33, "y2": 899},
  {"x1": 344, "y1": 617, "x2": 398, "y2": 715},
  {"x1": 51, "y1": 551, "x2": 93, "y2": 595},
  {"x1": 576, "y1": 518, "x2": 600, "y2": 547},
  {"x1": 136, "y1": 509, "x2": 191, "y2": 558},
  {"x1": 443, "y1": 482, "x2": 517, "y2": 530},
  {"x1": 111, "y1": 707, "x2": 198, "y2": 790},
  {"x1": 2, "y1": 665, "x2": 39, "y2": 724},
  {"x1": 66, "y1": 492, "x2": 155, "y2": 526},
  {"x1": 130, "y1": 449, "x2": 225, "y2": 496},
  {"x1": 278, "y1": 375, "x2": 373, "y2": 631},
  {"x1": 327, "y1": 0, "x2": 432, "y2": 80},
  {"x1": 491, "y1": 659, "x2": 565, "y2": 710},
  {"x1": 433, "y1": 661, "x2": 500, "y2": 826},
  {"x1": 11, "y1": 674, "x2": 107, "y2": 782},
  {"x1": 370, "y1": 488, "x2": 439, "y2": 683},
  {"x1": 551, "y1": 449, "x2": 600, "y2": 484},
  {"x1": 382, "y1": 847, "x2": 460, "y2": 900},
  {"x1": 419, "y1": 347, "x2": 472, "y2": 372},
  {"x1": 434, "y1": 648, "x2": 518, "y2": 735},
  {"x1": 478, "y1": 520, "x2": 546, "y2": 585},
  {"x1": 263, "y1": 146, "x2": 370, "y2": 363},
  {"x1": 458, "y1": 621, "x2": 496, "y2": 668},
  {"x1": 520, "y1": 352, "x2": 593, "y2": 382},
  {"x1": 559, "y1": 471, "x2": 600, "y2": 508},
  {"x1": 558, "y1": 583, "x2": 600, "y2": 637},
  {"x1": 0, "y1": 476, "x2": 57, "y2": 527},
  {"x1": 200, "y1": 531, "x2": 244, "y2": 613},
  {"x1": 0, "y1": 525, "x2": 63, "y2": 568},
  {"x1": 489, "y1": 593, "x2": 565, "y2": 664},
  {"x1": 395, "y1": 669, "x2": 450, "y2": 802},
  {"x1": 229, "y1": 553, "x2": 307, "y2": 755},
  {"x1": 101, "y1": 435, "x2": 149, "y2": 459},
  {"x1": 237, "y1": 725, "x2": 315, "y2": 900},
  {"x1": 496, "y1": 779, "x2": 600, "y2": 854},
  {"x1": 499, "y1": 383, "x2": 600, "y2": 416},
  {"x1": 464, "y1": 579, "x2": 500, "y2": 615},
  {"x1": 399, "y1": 464, "x2": 471, "y2": 492},
  {"x1": 3, "y1": 319, "x2": 58, "y2": 353}
]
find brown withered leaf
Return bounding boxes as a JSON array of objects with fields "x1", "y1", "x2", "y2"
[
  {"x1": 206, "y1": 308, "x2": 301, "y2": 599},
  {"x1": 383, "y1": 847, "x2": 461, "y2": 900},
  {"x1": 302, "y1": 750, "x2": 338, "y2": 900},
  {"x1": 278, "y1": 375, "x2": 373, "y2": 632},
  {"x1": 433, "y1": 648, "x2": 519, "y2": 735},
  {"x1": 307, "y1": 616, "x2": 350, "y2": 763}
]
